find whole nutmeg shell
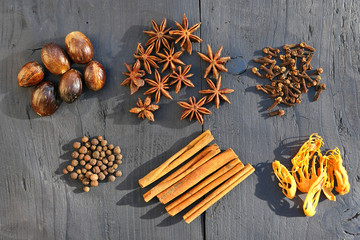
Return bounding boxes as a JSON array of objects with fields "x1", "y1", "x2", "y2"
[
  {"x1": 17, "y1": 61, "x2": 44, "y2": 87},
  {"x1": 65, "y1": 31, "x2": 93, "y2": 64},
  {"x1": 31, "y1": 81, "x2": 61, "y2": 116},
  {"x1": 59, "y1": 69, "x2": 83, "y2": 103},
  {"x1": 41, "y1": 43, "x2": 70, "y2": 75},
  {"x1": 84, "y1": 61, "x2": 106, "y2": 91}
]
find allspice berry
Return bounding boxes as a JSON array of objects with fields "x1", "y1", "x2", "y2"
[
  {"x1": 67, "y1": 165, "x2": 74, "y2": 172},
  {"x1": 73, "y1": 142, "x2": 81, "y2": 149},
  {"x1": 108, "y1": 167, "x2": 115, "y2": 174},
  {"x1": 80, "y1": 160, "x2": 86, "y2": 166},
  {"x1": 82, "y1": 136, "x2": 89, "y2": 143},
  {"x1": 79, "y1": 146, "x2": 87, "y2": 154},
  {"x1": 108, "y1": 175, "x2": 115, "y2": 182},
  {"x1": 90, "y1": 174, "x2": 98, "y2": 181},
  {"x1": 116, "y1": 154, "x2": 123, "y2": 160},
  {"x1": 83, "y1": 186, "x2": 90, "y2": 192},
  {"x1": 108, "y1": 144, "x2": 114, "y2": 150},
  {"x1": 100, "y1": 140, "x2": 107, "y2": 146},
  {"x1": 108, "y1": 155, "x2": 115, "y2": 161},
  {"x1": 70, "y1": 172, "x2": 78, "y2": 180},
  {"x1": 90, "y1": 159, "x2": 97, "y2": 166},
  {"x1": 115, "y1": 170, "x2": 122, "y2": 177},
  {"x1": 84, "y1": 154, "x2": 91, "y2": 161},
  {"x1": 62, "y1": 169, "x2": 68, "y2": 174},
  {"x1": 91, "y1": 138, "x2": 99, "y2": 145},
  {"x1": 114, "y1": 146, "x2": 121, "y2": 154},
  {"x1": 71, "y1": 159, "x2": 79, "y2": 167},
  {"x1": 97, "y1": 136, "x2": 103, "y2": 141},
  {"x1": 90, "y1": 180, "x2": 98, "y2": 187},
  {"x1": 92, "y1": 151, "x2": 100, "y2": 159},
  {"x1": 98, "y1": 172, "x2": 105, "y2": 181},
  {"x1": 85, "y1": 171, "x2": 92, "y2": 178},
  {"x1": 78, "y1": 154, "x2": 85, "y2": 160},
  {"x1": 82, "y1": 178, "x2": 90, "y2": 185},
  {"x1": 71, "y1": 151, "x2": 79, "y2": 158}
]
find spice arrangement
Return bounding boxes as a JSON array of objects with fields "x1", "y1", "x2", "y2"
[
  {"x1": 17, "y1": 31, "x2": 106, "y2": 116},
  {"x1": 62, "y1": 136, "x2": 123, "y2": 192},
  {"x1": 125, "y1": 14, "x2": 233, "y2": 124},
  {"x1": 138, "y1": 130, "x2": 254, "y2": 223},
  {"x1": 272, "y1": 134, "x2": 350, "y2": 217},
  {"x1": 251, "y1": 43, "x2": 324, "y2": 116}
]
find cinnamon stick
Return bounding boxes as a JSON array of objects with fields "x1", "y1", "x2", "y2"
[
  {"x1": 138, "y1": 130, "x2": 214, "y2": 188},
  {"x1": 143, "y1": 144, "x2": 220, "y2": 202},
  {"x1": 166, "y1": 158, "x2": 244, "y2": 216},
  {"x1": 157, "y1": 148, "x2": 238, "y2": 204},
  {"x1": 183, "y1": 163, "x2": 255, "y2": 224}
]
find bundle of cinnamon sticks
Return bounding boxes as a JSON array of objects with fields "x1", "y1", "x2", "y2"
[{"x1": 138, "y1": 130, "x2": 254, "y2": 223}]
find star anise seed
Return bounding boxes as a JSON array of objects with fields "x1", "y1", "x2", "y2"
[
  {"x1": 134, "y1": 43, "x2": 161, "y2": 74},
  {"x1": 157, "y1": 43, "x2": 185, "y2": 72},
  {"x1": 199, "y1": 76, "x2": 234, "y2": 109},
  {"x1": 170, "y1": 65, "x2": 195, "y2": 94},
  {"x1": 144, "y1": 18, "x2": 174, "y2": 53},
  {"x1": 121, "y1": 59, "x2": 146, "y2": 95},
  {"x1": 129, "y1": 96, "x2": 159, "y2": 122},
  {"x1": 197, "y1": 44, "x2": 231, "y2": 79},
  {"x1": 144, "y1": 69, "x2": 173, "y2": 103},
  {"x1": 170, "y1": 14, "x2": 202, "y2": 55},
  {"x1": 178, "y1": 96, "x2": 212, "y2": 125}
]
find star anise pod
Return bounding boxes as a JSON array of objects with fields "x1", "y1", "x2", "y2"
[
  {"x1": 197, "y1": 44, "x2": 231, "y2": 79},
  {"x1": 170, "y1": 65, "x2": 195, "y2": 94},
  {"x1": 134, "y1": 43, "x2": 161, "y2": 74},
  {"x1": 144, "y1": 18, "x2": 174, "y2": 53},
  {"x1": 157, "y1": 43, "x2": 185, "y2": 72},
  {"x1": 129, "y1": 96, "x2": 159, "y2": 122},
  {"x1": 170, "y1": 14, "x2": 202, "y2": 55},
  {"x1": 199, "y1": 76, "x2": 234, "y2": 109},
  {"x1": 121, "y1": 59, "x2": 146, "y2": 95},
  {"x1": 144, "y1": 69, "x2": 173, "y2": 103},
  {"x1": 178, "y1": 96, "x2": 212, "y2": 125}
]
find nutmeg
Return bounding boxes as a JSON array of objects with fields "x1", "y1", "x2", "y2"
[
  {"x1": 59, "y1": 69, "x2": 83, "y2": 103},
  {"x1": 17, "y1": 61, "x2": 44, "y2": 87},
  {"x1": 84, "y1": 60, "x2": 106, "y2": 91},
  {"x1": 41, "y1": 43, "x2": 70, "y2": 75},
  {"x1": 65, "y1": 31, "x2": 93, "y2": 64},
  {"x1": 31, "y1": 81, "x2": 61, "y2": 116}
]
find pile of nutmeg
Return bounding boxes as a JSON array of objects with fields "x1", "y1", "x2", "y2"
[{"x1": 17, "y1": 31, "x2": 106, "y2": 116}]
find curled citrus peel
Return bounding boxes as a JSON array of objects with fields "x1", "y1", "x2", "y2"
[
  {"x1": 272, "y1": 134, "x2": 350, "y2": 217},
  {"x1": 272, "y1": 161, "x2": 296, "y2": 199}
]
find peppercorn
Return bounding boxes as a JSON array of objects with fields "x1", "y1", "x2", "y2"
[
  {"x1": 85, "y1": 171, "x2": 92, "y2": 178},
  {"x1": 73, "y1": 142, "x2": 81, "y2": 149},
  {"x1": 100, "y1": 165, "x2": 107, "y2": 171},
  {"x1": 82, "y1": 178, "x2": 90, "y2": 185},
  {"x1": 70, "y1": 172, "x2": 78, "y2": 180},
  {"x1": 103, "y1": 146, "x2": 108, "y2": 151},
  {"x1": 62, "y1": 169, "x2": 68, "y2": 174},
  {"x1": 85, "y1": 142, "x2": 91, "y2": 148},
  {"x1": 116, "y1": 154, "x2": 123, "y2": 160},
  {"x1": 84, "y1": 154, "x2": 91, "y2": 161},
  {"x1": 71, "y1": 159, "x2": 79, "y2": 167},
  {"x1": 98, "y1": 172, "x2": 106, "y2": 181},
  {"x1": 108, "y1": 144, "x2": 114, "y2": 150},
  {"x1": 90, "y1": 174, "x2": 98, "y2": 181},
  {"x1": 100, "y1": 151, "x2": 106, "y2": 157},
  {"x1": 79, "y1": 146, "x2": 87, "y2": 154},
  {"x1": 101, "y1": 140, "x2": 107, "y2": 146},
  {"x1": 96, "y1": 146, "x2": 102, "y2": 152},
  {"x1": 85, "y1": 163, "x2": 92, "y2": 170},
  {"x1": 71, "y1": 151, "x2": 79, "y2": 158},
  {"x1": 114, "y1": 146, "x2": 121, "y2": 154},
  {"x1": 91, "y1": 138, "x2": 99, "y2": 145},
  {"x1": 108, "y1": 175, "x2": 115, "y2": 182},
  {"x1": 82, "y1": 136, "x2": 89, "y2": 143},
  {"x1": 67, "y1": 165, "x2": 74, "y2": 172},
  {"x1": 90, "y1": 159, "x2": 97, "y2": 166},
  {"x1": 113, "y1": 164, "x2": 118, "y2": 169},
  {"x1": 78, "y1": 154, "x2": 85, "y2": 160},
  {"x1": 97, "y1": 136, "x2": 103, "y2": 141},
  {"x1": 108, "y1": 167, "x2": 115, "y2": 174},
  {"x1": 115, "y1": 170, "x2": 122, "y2": 177},
  {"x1": 108, "y1": 161, "x2": 113, "y2": 167},
  {"x1": 90, "y1": 145, "x2": 96, "y2": 151},
  {"x1": 83, "y1": 186, "x2": 90, "y2": 192},
  {"x1": 90, "y1": 180, "x2": 98, "y2": 187},
  {"x1": 108, "y1": 155, "x2": 115, "y2": 161}
]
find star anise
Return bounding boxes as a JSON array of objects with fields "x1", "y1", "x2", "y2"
[
  {"x1": 144, "y1": 18, "x2": 174, "y2": 53},
  {"x1": 197, "y1": 44, "x2": 231, "y2": 79},
  {"x1": 121, "y1": 59, "x2": 146, "y2": 95},
  {"x1": 157, "y1": 43, "x2": 185, "y2": 72},
  {"x1": 134, "y1": 43, "x2": 161, "y2": 74},
  {"x1": 199, "y1": 76, "x2": 234, "y2": 109},
  {"x1": 170, "y1": 65, "x2": 195, "y2": 94},
  {"x1": 129, "y1": 96, "x2": 159, "y2": 122},
  {"x1": 144, "y1": 69, "x2": 173, "y2": 103},
  {"x1": 170, "y1": 14, "x2": 202, "y2": 55},
  {"x1": 178, "y1": 96, "x2": 212, "y2": 125}
]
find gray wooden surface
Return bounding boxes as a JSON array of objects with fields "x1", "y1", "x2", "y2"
[{"x1": 0, "y1": 0, "x2": 359, "y2": 239}]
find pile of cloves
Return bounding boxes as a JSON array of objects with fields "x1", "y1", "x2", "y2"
[
  {"x1": 251, "y1": 42, "x2": 325, "y2": 116},
  {"x1": 62, "y1": 136, "x2": 123, "y2": 192}
]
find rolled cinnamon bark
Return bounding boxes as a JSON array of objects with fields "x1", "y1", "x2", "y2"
[
  {"x1": 157, "y1": 148, "x2": 238, "y2": 204},
  {"x1": 166, "y1": 158, "x2": 244, "y2": 216},
  {"x1": 183, "y1": 163, "x2": 254, "y2": 224},
  {"x1": 138, "y1": 130, "x2": 214, "y2": 188},
  {"x1": 143, "y1": 144, "x2": 220, "y2": 202}
]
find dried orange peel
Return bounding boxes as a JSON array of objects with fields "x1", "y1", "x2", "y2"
[{"x1": 272, "y1": 133, "x2": 350, "y2": 217}]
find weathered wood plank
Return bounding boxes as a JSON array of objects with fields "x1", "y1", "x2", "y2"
[{"x1": 200, "y1": 0, "x2": 360, "y2": 239}]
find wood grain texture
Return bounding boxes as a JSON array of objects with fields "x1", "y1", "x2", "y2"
[{"x1": 0, "y1": 0, "x2": 359, "y2": 240}]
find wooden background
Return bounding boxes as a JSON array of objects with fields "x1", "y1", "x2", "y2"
[{"x1": 1, "y1": 0, "x2": 359, "y2": 239}]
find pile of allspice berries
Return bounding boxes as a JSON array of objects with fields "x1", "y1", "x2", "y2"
[{"x1": 62, "y1": 135, "x2": 123, "y2": 192}]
